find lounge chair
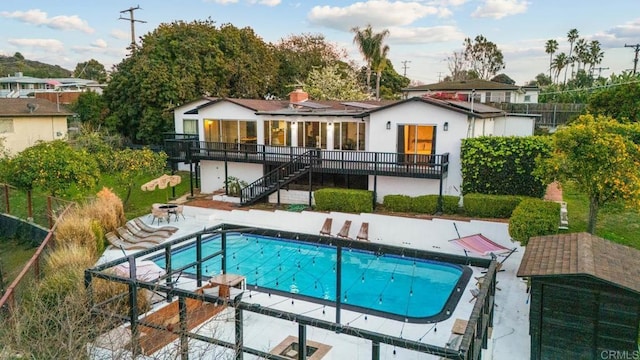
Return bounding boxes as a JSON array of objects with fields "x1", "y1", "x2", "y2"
[
  {"x1": 319, "y1": 218, "x2": 333, "y2": 236},
  {"x1": 336, "y1": 220, "x2": 352, "y2": 239},
  {"x1": 116, "y1": 227, "x2": 165, "y2": 244},
  {"x1": 125, "y1": 221, "x2": 173, "y2": 238},
  {"x1": 105, "y1": 232, "x2": 158, "y2": 250},
  {"x1": 134, "y1": 218, "x2": 178, "y2": 233},
  {"x1": 356, "y1": 222, "x2": 369, "y2": 241}
]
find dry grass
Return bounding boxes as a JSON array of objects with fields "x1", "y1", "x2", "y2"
[
  {"x1": 93, "y1": 271, "x2": 151, "y2": 315},
  {"x1": 44, "y1": 244, "x2": 95, "y2": 274}
]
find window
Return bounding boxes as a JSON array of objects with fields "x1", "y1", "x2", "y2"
[
  {"x1": 397, "y1": 125, "x2": 435, "y2": 163},
  {"x1": 524, "y1": 95, "x2": 531, "y2": 102},
  {"x1": 0, "y1": 119, "x2": 14, "y2": 134},
  {"x1": 263, "y1": 120, "x2": 291, "y2": 146},
  {"x1": 485, "y1": 92, "x2": 492, "y2": 102},
  {"x1": 334, "y1": 122, "x2": 365, "y2": 150},
  {"x1": 505, "y1": 91, "x2": 511, "y2": 103},
  {"x1": 297, "y1": 121, "x2": 327, "y2": 148},
  {"x1": 183, "y1": 119, "x2": 198, "y2": 135},
  {"x1": 203, "y1": 119, "x2": 257, "y2": 143}
]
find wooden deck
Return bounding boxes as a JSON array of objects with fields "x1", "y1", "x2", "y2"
[{"x1": 129, "y1": 292, "x2": 226, "y2": 355}]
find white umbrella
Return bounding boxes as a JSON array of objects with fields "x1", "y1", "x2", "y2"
[{"x1": 140, "y1": 174, "x2": 182, "y2": 191}]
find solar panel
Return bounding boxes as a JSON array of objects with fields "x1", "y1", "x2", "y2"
[
  {"x1": 291, "y1": 101, "x2": 331, "y2": 109},
  {"x1": 447, "y1": 100, "x2": 502, "y2": 114},
  {"x1": 341, "y1": 102, "x2": 379, "y2": 109}
]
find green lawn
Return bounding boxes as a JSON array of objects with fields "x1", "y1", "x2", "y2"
[
  {"x1": 563, "y1": 181, "x2": 640, "y2": 249},
  {"x1": 0, "y1": 238, "x2": 37, "y2": 288}
]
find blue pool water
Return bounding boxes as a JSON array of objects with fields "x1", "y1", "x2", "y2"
[{"x1": 152, "y1": 233, "x2": 464, "y2": 319}]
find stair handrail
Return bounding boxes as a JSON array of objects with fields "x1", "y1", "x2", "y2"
[{"x1": 240, "y1": 150, "x2": 316, "y2": 203}]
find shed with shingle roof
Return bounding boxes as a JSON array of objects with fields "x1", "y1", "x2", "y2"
[{"x1": 517, "y1": 232, "x2": 640, "y2": 359}]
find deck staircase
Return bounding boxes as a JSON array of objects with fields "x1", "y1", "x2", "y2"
[{"x1": 240, "y1": 151, "x2": 316, "y2": 206}]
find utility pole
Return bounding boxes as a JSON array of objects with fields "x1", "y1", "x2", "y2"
[
  {"x1": 401, "y1": 60, "x2": 411, "y2": 77},
  {"x1": 437, "y1": 72, "x2": 443, "y2": 82},
  {"x1": 119, "y1": 5, "x2": 147, "y2": 48},
  {"x1": 624, "y1": 44, "x2": 640, "y2": 75}
]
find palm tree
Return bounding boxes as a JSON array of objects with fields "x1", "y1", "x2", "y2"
[
  {"x1": 545, "y1": 39, "x2": 559, "y2": 82},
  {"x1": 551, "y1": 53, "x2": 568, "y2": 83},
  {"x1": 587, "y1": 40, "x2": 604, "y2": 76},
  {"x1": 372, "y1": 45, "x2": 390, "y2": 100},
  {"x1": 564, "y1": 29, "x2": 579, "y2": 84},
  {"x1": 351, "y1": 24, "x2": 390, "y2": 99},
  {"x1": 574, "y1": 38, "x2": 588, "y2": 73},
  {"x1": 351, "y1": 25, "x2": 376, "y2": 95}
]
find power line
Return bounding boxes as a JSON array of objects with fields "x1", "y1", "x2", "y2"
[
  {"x1": 119, "y1": 5, "x2": 147, "y2": 48},
  {"x1": 624, "y1": 44, "x2": 640, "y2": 75},
  {"x1": 401, "y1": 60, "x2": 411, "y2": 77}
]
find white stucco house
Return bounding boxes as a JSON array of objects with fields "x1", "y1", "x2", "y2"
[
  {"x1": 402, "y1": 79, "x2": 540, "y2": 104},
  {"x1": 171, "y1": 90, "x2": 536, "y2": 205}
]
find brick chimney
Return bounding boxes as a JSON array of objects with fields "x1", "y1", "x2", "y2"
[{"x1": 289, "y1": 88, "x2": 308, "y2": 103}]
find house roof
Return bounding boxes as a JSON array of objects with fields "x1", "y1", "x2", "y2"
[
  {"x1": 517, "y1": 232, "x2": 640, "y2": 295},
  {"x1": 0, "y1": 98, "x2": 72, "y2": 116},
  {"x1": 186, "y1": 97, "x2": 395, "y2": 116},
  {"x1": 403, "y1": 79, "x2": 522, "y2": 92},
  {"x1": 359, "y1": 96, "x2": 505, "y2": 119}
]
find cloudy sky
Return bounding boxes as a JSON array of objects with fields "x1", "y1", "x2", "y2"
[{"x1": 2, "y1": 0, "x2": 639, "y2": 85}]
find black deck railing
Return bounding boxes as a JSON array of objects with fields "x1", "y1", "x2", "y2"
[{"x1": 163, "y1": 139, "x2": 449, "y2": 180}]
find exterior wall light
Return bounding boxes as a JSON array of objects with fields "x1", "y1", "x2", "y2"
[
  {"x1": 386, "y1": 121, "x2": 391, "y2": 130},
  {"x1": 443, "y1": 122, "x2": 449, "y2": 131}
]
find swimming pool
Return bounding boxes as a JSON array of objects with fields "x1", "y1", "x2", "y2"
[{"x1": 152, "y1": 232, "x2": 470, "y2": 322}]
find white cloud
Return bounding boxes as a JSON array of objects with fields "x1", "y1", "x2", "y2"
[
  {"x1": 308, "y1": 1, "x2": 440, "y2": 30},
  {"x1": 1, "y1": 9, "x2": 94, "y2": 33},
  {"x1": 110, "y1": 29, "x2": 129, "y2": 40},
  {"x1": 7, "y1": 38, "x2": 65, "y2": 52},
  {"x1": 92, "y1": 39, "x2": 108, "y2": 49},
  {"x1": 593, "y1": 18, "x2": 640, "y2": 48},
  {"x1": 471, "y1": 0, "x2": 528, "y2": 19},
  {"x1": 388, "y1": 25, "x2": 465, "y2": 44}
]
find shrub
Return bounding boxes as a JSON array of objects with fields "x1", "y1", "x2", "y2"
[
  {"x1": 383, "y1": 195, "x2": 413, "y2": 212},
  {"x1": 383, "y1": 194, "x2": 460, "y2": 214},
  {"x1": 509, "y1": 198, "x2": 560, "y2": 245},
  {"x1": 463, "y1": 193, "x2": 524, "y2": 218},
  {"x1": 461, "y1": 136, "x2": 551, "y2": 198},
  {"x1": 315, "y1": 188, "x2": 373, "y2": 213},
  {"x1": 53, "y1": 213, "x2": 98, "y2": 254},
  {"x1": 44, "y1": 244, "x2": 95, "y2": 275}
]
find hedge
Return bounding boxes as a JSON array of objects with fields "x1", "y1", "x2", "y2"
[
  {"x1": 461, "y1": 136, "x2": 551, "y2": 198},
  {"x1": 463, "y1": 193, "x2": 524, "y2": 218},
  {"x1": 384, "y1": 194, "x2": 460, "y2": 215},
  {"x1": 314, "y1": 188, "x2": 373, "y2": 213},
  {"x1": 509, "y1": 198, "x2": 560, "y2": 245}
]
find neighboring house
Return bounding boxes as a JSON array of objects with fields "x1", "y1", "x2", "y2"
[
  {"x1": 171, "y1": 90, "x2": 536, "y2": 205},
  {"x1": 0, "y1": 72, "x2": 102, "y2": 100},
  {"x1": 0, "y1": 98, "x2": 71, "y2": 155},
  {"x1": 402, "y1": 79, "x2": 540, "y2": 104}
]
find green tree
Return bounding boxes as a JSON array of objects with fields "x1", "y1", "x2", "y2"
[
  {"x1": 69, "y1": 91, "x2": 108, "y2": 131},
  {"x1": 352, "y1": 24, "x2": 390, "y2": 97},
  {"x1": 586, "y1": 40, "x2": 604, "y2": 75},
  {"x1": 463, "y1": 35, "x2": 505, "y2": 80},
  {"x1": 531, "y1": 73, "x2": 552, "y2": 86},
  {"x1": 73, "y1": 59, "x2": 107, "y2": 82},
  {"x1": 273, "y1": 33, "x2": 347, "y2": 98},
  {"x1": 3, "y1": 140, "x2": 99, "y2": 196},
  {"x1": 564, "y1": 28, "x2": 579, "y2": 84},
  {"x1": 545, "y1": 39, "x2": 559, "y2": 81},
  {"x1": 490, "y1": 73, "x2": 515, "y2": 85},
  {"x1": 370, "y1": 30, "x2": 390, "y2": 100},
  {"x1": 536, "y1": 114, "x2": 640, "y2": 233},
  {"x1": 304, "y1": 63, "x2": 368, "y2": 100},
  {"x1": 376, "y1": 60, "x2": 410, "y2": 99},
  {"x1": 588, "y1": 74, "x2": 640, "y2": 122},
  {"x1": 551, "y1": 53, "x2": 568, "y2": 83},
  {"x1": 104, "y1": 20, "x2": 277, "y2": 144},
  {"x1": 111, "y1": 148, "x2": 167, "y2": 206}
]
